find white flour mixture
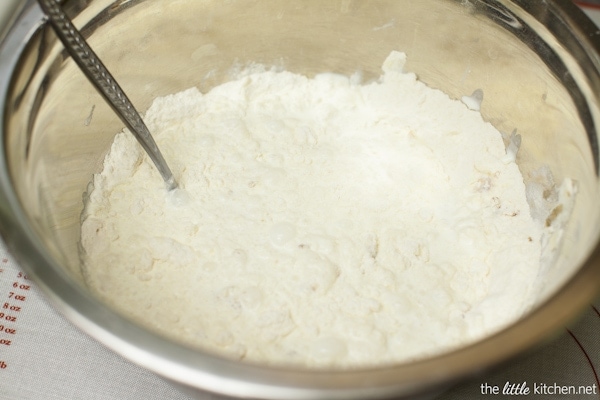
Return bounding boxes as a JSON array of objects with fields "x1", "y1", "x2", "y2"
[{"x1": 80, "y1": 52, "x2": 570, "y2": 367}]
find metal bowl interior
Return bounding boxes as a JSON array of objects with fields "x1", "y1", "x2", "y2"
[{"x1": 0, "y1": 0, "x2": 599, "y2": 399}]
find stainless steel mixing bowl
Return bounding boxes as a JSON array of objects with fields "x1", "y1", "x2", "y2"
[{"x1": 0, "y1": 1, "x2": 599, "y2": 399}]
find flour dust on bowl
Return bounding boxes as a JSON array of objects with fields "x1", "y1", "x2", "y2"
[{"x1": 0, "y1": 1, "x2": 599, "y2": 399}]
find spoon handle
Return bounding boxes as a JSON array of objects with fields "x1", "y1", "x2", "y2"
[{"x1": 37, "y1": 0, "x2": 178, "y2": 190}]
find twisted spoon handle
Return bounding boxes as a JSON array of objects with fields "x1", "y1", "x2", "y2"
[{"x1": 37, "y1": 0, "x2": 178, "y2": 191}]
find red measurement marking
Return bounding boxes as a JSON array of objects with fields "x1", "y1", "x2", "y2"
[
  {"x1": 0, "y1": 267, "x2": 28, "y2": 374},
  {"x1": 16, "y1": 272, "x2": 28, "y2": 280},
  {"x1": 0, "y1": 325, "x2": 16, "y2": 335},
  {"x1": 12, "y1": 282, "x2": 30, "y2": 290},
  {"x1": 0, "y1": 313, "x2": 16, "y2": 322},
  {"x1": 2, "y1": 303, "x2": 20, "y2": 312},
  {"x1": 567, "y1": 329, "x2": 600, "y2": 399},
  {"x1": 575, "y1": 1, "x2": 600, "y2": 11},
  {"x1": 7, "y1": 293, "x2": 26, "y2": 301}
]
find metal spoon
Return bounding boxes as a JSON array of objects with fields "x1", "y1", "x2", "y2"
[{"x1": 37, "y1": 0, "x2": 178, "y2": 191}]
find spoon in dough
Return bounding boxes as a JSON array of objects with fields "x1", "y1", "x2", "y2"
[{"x1": 37, "y1": 0, "x2": 178, "y2": 191}]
